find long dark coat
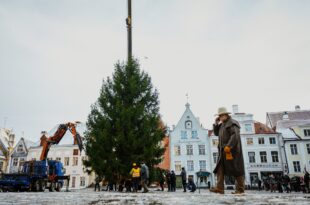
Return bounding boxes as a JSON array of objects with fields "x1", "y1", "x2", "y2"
[{"x1": 213, "y1": 117, "x2": 245, "y2": 177}]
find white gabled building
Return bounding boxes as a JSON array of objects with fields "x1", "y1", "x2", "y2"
[
  {"x1": 169, "y1": 103, "x2": 213, "y2": 187},
  {"x1": 9, "y1": 137, "x2": 35, "y2": 173},
  {"x1": 267, "y1": 106, "x2": 310, "y2": 177}
]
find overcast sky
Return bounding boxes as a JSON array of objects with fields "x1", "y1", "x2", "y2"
[{"x1": 0, "y1": 0, "x2": 309, "y2": 142}]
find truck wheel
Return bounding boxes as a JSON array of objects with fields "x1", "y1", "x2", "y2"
[
  {"x1": 40, "y1": 181, "x2": 46, "y2": 192},
  {"x1": 49, "y1": 182, "x2": 56, "y2": 192},
  {"x1": 56, "y1": 182, "x2": 62, "y2": 192},
  {"x1": 35, "y1": 181, "x2": 40, "y2": 192}
]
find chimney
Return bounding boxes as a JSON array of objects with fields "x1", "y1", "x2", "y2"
[
  {"x1": 295, "y1": 105, "x2": 301, "y2": 111},
  {"x1": 232, "y1": 105, "x2": 239, "y2": 114},
  {"x1": 282, "y1": 112, "x2": 289, "y2": 120},
  {"x1": 8, "y1": 133, "x2": 15, "y2": 147}
]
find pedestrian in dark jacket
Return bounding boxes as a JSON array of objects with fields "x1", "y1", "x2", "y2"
[
  {"x1": 257, "y1": 179, "x2": 262, "y2": 191},
  {"x1": 304, "y1": 171, "x2": 310, "y2": 193},
  {"x1": 166, "y1": 171, "x2": 172, "y2": 192},
  {"x1": 170, "y1": 170, "x2": 176, "y2": 192},
  {"x1": 210, "y1": 107, "x2": 245, "y2": 195},
  {"x1": 159, "y1": 171, "x2": 165, "y2": 191},
  {"x1": 282, "y1": 175, "x2": 291, "y2": 193},
  {"x1": 94, "y1": 176, "x2": 100, "y2": 191},
  {"x1": 181, "y1": 167, "x2": 187, "y2": 192}
]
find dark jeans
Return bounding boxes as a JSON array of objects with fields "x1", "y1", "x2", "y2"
[
  {"x1": 132, "y1": 177, "x2": 140, "y2": 192},
  {"x1": 182, "y1": 180, "x2": 187, "y2": 192},
  {"x1": 94, "y1": 183, "x2": 100, "y2": 191}
]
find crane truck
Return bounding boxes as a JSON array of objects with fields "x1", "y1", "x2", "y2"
[{"x1": 0, "y1": 122, "x2": 83, "y2": 192}]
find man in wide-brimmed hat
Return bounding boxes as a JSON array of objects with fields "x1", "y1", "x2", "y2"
[{"x1": 210, "y1": 107, "x2": 245, "y2": 195}]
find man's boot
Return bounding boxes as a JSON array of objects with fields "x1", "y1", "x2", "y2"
[{"x1": 210, "y1": 187, "x2": 224, "y2": 194}]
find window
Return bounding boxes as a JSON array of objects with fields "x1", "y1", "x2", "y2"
[
  {"x1": 80, "y1": 177, "x2": 86, "y2": 187},
  {"x1": 64, "y1": 157, "x2": 70, "y2": 166},
  {"x1": 186, "y1": 145, "x2": 193, "y2": 155},
  {"x1": 245, "y1": 124, "x2": 252, "y2": 132},
  {"x1": 260, "y1": 151, "x2": 267, "y2": 163},
  {"x1": 19, "y1": 158, "x2": 25, "y2": 167},
  {"x1": 198, "y1": 145, "x2": 205, "y2": 155},
  {"x1": 258, "y1": 138, "x2": 265, "y2": 145},
  {"x1": 175, "y1": 161, "x2": 181, "y2": 172},
  {"x1": 185, "y1": 120, "x2": 192, "y2": 129},
  {"x1": 72, "y1": 177, "x2": 76, "y2": 188},
  {"x1": 56, "y1": 157, "x2": 61, "y2": 161},
  {"x1": 248, "y1": 152, "x2": 255, "y2": 163},
  {"x1": 17, "y1": 144, "x2": 23, "y2": 152},
  {"x1": 246, "y1": 138, "x2": 253, "y2": 145},
  {"x1": 0, "y1": 161, "x2": 3, "y2": 171},
  {"x1": 199, "y1": 160, "x2": 206, "y2": 171},
  {"x1": 304, "y1": 129, "x2": 310, "y2": 137},
  {"x1": 13, "y1": 158, "x2": 18, "y2": 166},
  {"x1": 174, "y1": 145, "x2": 181, "y2": 156},
  {"x1": 181, "y1": 131, "x2": 187, "y2": 139},
  {"x1": 187, "y1": 160, "x2": 194, "y2": 171},
  {"x1": 290, "y1": 144, "x2": 298, "y2": 155},
  {"x1": 191, "y1": 130, "x2": 198, "y2": 139},
  {"x1": 293, "y1": 161, "x2": 301, "y2": 172},
  {"x1": 73, "y1": 157, "x2": 78, "y2": 166},
  {"x1": 307, "y1": 144, "x2": 310, "y2": 154},
  {"x1": 271, "y1": 151, "x2": 279, "y2": 163},
  {"x1": 213, "y1": 152, "x2": 218, "y2": 164},
  {"x1": 212, "y1": 139, "x2": 219, "y2": 146},
  {"x1": 73, "y1": 149, "x2": 79, "y2": 155},
  {"x1": 269, "y1": 137, "x2": 276, "y2": 144}
]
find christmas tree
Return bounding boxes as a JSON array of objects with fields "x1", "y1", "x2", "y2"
[{"x1": 84, "y1": 59, "x2": 166, "y2": 181}]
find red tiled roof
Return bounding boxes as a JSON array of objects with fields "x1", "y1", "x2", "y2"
[{"x1": 254, "y1": 121, "x2": 276, "y2": 134}]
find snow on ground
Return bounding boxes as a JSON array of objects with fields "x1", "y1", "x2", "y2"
[{"x1": 0, "y1": 189, "x2": 309, "y2": 205}]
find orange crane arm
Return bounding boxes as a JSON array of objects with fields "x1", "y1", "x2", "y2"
[{"x1": 39, "y1": 122, "x2": 84, "y2": 161}]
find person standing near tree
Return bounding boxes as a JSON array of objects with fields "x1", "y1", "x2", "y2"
[
  {"x1": 140, "y1": 162, "x2": 149, "y2": 193},
  {"x1": 181, "y1": 167, "x2": 187, "y2": 192},
  {"x1": 130, "y1": 163, "x2": 141, "y2": 192},
  {"x1": 210, "y1": 107, "x2": 245, "y2": 195},
  {"x1": 170, "y1": 170, "x2": 176, "y2": 192},
  {"x1": 94, "y1": 175, "x2": 100, "y2": 192}
]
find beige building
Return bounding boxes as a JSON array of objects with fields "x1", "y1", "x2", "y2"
[{"x1": 0, "y1": 128, "x2": 15, "y2": 173}]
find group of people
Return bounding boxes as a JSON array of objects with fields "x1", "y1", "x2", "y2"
[
  {"x1": 94, "y1": 161, "x2": 149, "y2": 193},
  {"x1": 255, "y1": 172, "x2": 310, "y2": 193},
  {"x1": 157, "y1": 167, "x2": 196, "y2": 193}
]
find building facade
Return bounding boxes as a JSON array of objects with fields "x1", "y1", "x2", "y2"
[
  {"x1": 0, "y1": 128, "x2": 15, "y2": 173},
  {"x1": 8, "y1": 137, "x2": 34, "y2": 173},
  {"x1": 169, "y1": 103, "x2": 213, "y2": 187},
  {"x1": 267, "y1": 106, "x2": 310, "y2": 177}
]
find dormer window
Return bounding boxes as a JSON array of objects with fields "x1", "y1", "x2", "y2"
[
  {"x1": 17, "y1": 144, "x2": 23, "y2": 152},
  {"x1": 185, "y1": 120, "x2": 192, "y2": 129}
]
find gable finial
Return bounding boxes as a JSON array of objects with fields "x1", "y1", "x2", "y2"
[{"x1": 185, "y1": 93, "x2": 190, "y2": 108}]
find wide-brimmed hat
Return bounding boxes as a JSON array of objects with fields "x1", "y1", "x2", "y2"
[{"x1": 215, "y1": 107, "x2": 231, "y2": 116}]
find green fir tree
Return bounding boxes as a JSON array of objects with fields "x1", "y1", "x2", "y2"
[{"x1": 84, "y1": 59, "x2": 166, "y2": 181}]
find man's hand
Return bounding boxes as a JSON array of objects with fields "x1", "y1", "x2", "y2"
[
  {"x1": 215, "y1": 117, "x2": 220, "y2": 124},
  {"x1": 224, "y1": 146, "x2": 231, "y2": 153}
]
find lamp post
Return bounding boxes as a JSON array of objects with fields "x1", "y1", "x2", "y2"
[{"x1": 126, "y1": 0, "x2": 132, "y2": 62}]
